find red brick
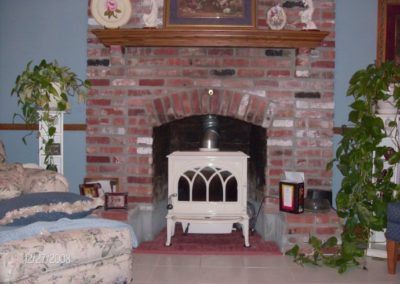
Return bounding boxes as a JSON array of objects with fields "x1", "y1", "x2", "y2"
[
  {"x1": 182, "y1": 93, "x2": 192, "y2": 114},
  {"x1": 153, "y1": 48, "x2": 179, "y2": 56},
  {"x1": 99, "y1": 165, "x2": 120, "y2": 172},
  {"x1": 268, "y1": 129, "x2": 293, "y2": 138},
  {"x1": 208, "y1": 48, "x2": 234, "y2": 56},
  {"x1": 128, "y1": 109, "x2": 146, "y2": 116},
  {"x1": 315, "y1": 227, "x2": 339, "y2": 235},
  {"x1": 139, "y1": 79, "x2": 165, "y2": 86},
  {"x1": 99, "y1": 147, "x2": 124, "y2": 154},
  {"x1": 191, "y1": 90, "x2": 201, "y2": 114},
  {"x1": 287, "y1": 226, "x2": 313, "y2": 235},
  {"x1": 86, "y1": 137, "x2": 110, "y2": 144},
  {"x1": 201, "y1": 92, "x2": 210, "y2": 114},
  {"x1": 167, "y1": 79, "x2": 193, "y2": 87},
  {"x1": 128, "y1": 89, "x2": 152, "y2": 96},
  {"x1": 286, "y1": 214, "x2": 315, "y2": 224},
  {"x1": 253, "y1": 80, "x2": 279, "y2": 88},
  {"x1": 222, "y1": 58, "x2": 249, "y2": 67},
  {"x1": 88, "y1": 99, "x2": 111, "y2": 106},
  {"x1": 267, "y1": 70, "x2": 291, "y2": 77},
  {"x1": 167, "y1": 58, "x2": 191, "y2": 66},
  {"x1": 237, "y1": 69, "x2": 265, "y2": 77},
  {"x1": 127, "y1": 176, "x2": 152, "y2": 184},
  {"x1": 101, "y1": 210, "x2": 128, "y2": 221},
  {"x1": 182, "y1": 69, "x2": 208, "y2": 77},
  {"x1": 172, "y1": 93, "x2": 184, "y2": 117},
  {"x1": 90, "y1": 79, "x2": 110, "y2": 86},
  {"x1": 228, "y1": 92, "x2": 241, "y2": 117},
  {"x1": 127, "y1": 196, "x2": 152, "y2": 203},
  {"x1": 127, "y1": 186, "x2": 153, "y2": 195},
  {"x1": 269, "y1": 169, "x2": 283, "y2": 176},
  {"x1": 311, "y1": 61, "x2": 335, "y2": 68},
  {"x1": 87, "y1": 156, "x2": 110, "y2": 163}
]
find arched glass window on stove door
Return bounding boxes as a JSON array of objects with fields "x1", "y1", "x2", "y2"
[{"x1": 177, "y1": 166, "x2": 238, "y2": 202}]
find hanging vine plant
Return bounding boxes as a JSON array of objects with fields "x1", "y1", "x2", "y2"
[
  {"x1": 286, "y1": 61, "x2": 400, "y2": 273},
  {"x1": 11, "y1": 60, "x2": 90, "y2": 171}
]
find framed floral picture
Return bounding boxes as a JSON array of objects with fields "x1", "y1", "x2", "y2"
[
  {"x1": 377, "y1": 0, "x2": 400, "y2": 64},
  {"x1": 164, "y1": 0, "x2": 256, "y2": 28},
  {"x1": 105, "y1": 192, "x2": 128, "y2": 210},
  {"x1": 79, "y1": 183, "x2": 101, "y2": 198}
]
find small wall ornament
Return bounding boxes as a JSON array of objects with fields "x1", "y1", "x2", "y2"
[
  {"x1": 299, "y1": 0, "x2": 317, "y2": 30},
  {"x1": 267, "y1": 4, "x2": 287, "y2": 30},
  {"x1": 142, "y1": 0, "x2": 162, "y2": 28}
]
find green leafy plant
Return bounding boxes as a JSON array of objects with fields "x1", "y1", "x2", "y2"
[
  {"x1": 11, "y1": 59, "x2": 90, "y2": 171},
  {"x1": 286, "y1": 61, "x2": 400, "y2": 273}
]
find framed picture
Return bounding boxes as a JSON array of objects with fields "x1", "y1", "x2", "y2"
[
  {"x1": 164, "y1": 0, "x2": 256, "y2": 29},
  {"x1": 79, "y1": 183, "x2": 101, "y2": 198},
  {"x1": 105, "y1": 192, "x2": 128, "y2": 210},
  {"x1": 377, "y1": 0, "x2": 400, "y2": 65},
  {"x1": 84, "y1": 177, "x2": 119, "y2": 195}
]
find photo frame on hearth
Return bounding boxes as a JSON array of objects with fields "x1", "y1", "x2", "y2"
[
  {"x1": 164, "y1": 0, "x2": 256, "y2": 29},
  {"x1": 376, "y1": 0, "x2": 400, "y2": 65},
  {"x1": 79, "y1": 183, "x2": 101, "y2": 198},
  {"x1": 83, "y1": 177, "x2": 119, "y2": 197},
  {"x1": 105, "y1": 192, "x2": 128, "y2": 210}
]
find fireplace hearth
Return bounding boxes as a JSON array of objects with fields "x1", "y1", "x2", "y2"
[{"x1": 86, "y1": 0, "x2": 339, "y2": 252}]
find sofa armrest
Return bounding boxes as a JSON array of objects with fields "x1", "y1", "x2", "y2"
[{"x1": 23, "y1": 168, "x2": 69, "y2": 193}]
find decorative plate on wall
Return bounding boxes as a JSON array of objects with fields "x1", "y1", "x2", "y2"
[
  {"x1": 267, "y1": 4, "x2": 287, "y2": 30},
  {"x1": 90, "y1": 0, "x2": 132, "y2": 29}
]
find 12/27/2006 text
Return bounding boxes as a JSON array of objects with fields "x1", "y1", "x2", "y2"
[{"x1": 24, "y1": 253, "x2": 71, "y2": 264}]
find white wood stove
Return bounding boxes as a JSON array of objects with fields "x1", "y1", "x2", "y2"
[{"x1": 165, "y1": 151, "x2": 250, "y2": 247}]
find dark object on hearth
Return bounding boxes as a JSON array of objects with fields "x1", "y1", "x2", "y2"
[
  {"x1": 304, "y1": 188, "x2": 332, "y2": 213},
  {"x1": 304, "y1": 198, "x2": 331, "y2": 213},
  {"x1": 306, "y1": 188, "x2": 332, "y2": 205}
]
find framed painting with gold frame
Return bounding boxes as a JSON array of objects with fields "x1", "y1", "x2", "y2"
[
  {"x1": 377, "y1": 0, "x2": 400, "y2": 65},
  {"x1": 164, "y1": 0, "x2": 256, "y2": 29}
]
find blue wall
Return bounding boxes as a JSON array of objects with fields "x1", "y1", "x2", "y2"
[
  {"x1": 332, "y1": 0, "x2": 378, "y2": 206},
  {"x1": 0, "y1": 0, "x2": 379, "y2": 198},
  {"x1": 0, "y1": 0, "x2": 88, "y2": 193}
]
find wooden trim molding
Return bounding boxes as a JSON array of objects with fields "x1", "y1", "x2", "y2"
[
  {"x1": 0, "y1": 123, "x2": 86, "y2": 131},
  {"x1": 91, "y1": 28, "x2": 329, "y2": 48},
  {"x1": 2, "y1": 123, "x2": 343, "y2": 135}
]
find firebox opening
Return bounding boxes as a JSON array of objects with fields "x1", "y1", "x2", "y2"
[{"x1": 152, "y1": 115, "x2": 266, "y2": 203}]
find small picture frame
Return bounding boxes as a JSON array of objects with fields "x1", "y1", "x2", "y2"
[
  {"x1": 105, "y1": 192, "x2": 128, "y2": 210},
  {"x1": 84, "y1": 177, "x2": 119, "y2": 194},
  {"x1": 79, "y1": 183, "x2": 101, "y2": 198}
]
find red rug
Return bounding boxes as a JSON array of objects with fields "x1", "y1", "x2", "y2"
[{"x1": 135, "y1": 226, "x2": 281, "y2": 256}]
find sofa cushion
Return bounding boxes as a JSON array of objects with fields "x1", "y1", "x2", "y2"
[
  {"x1": 0, "y1": 163, "x2": 25, "y2": 200},
  {"x1": 0, "y1": 192, "x2": 104, "y2": 226}
]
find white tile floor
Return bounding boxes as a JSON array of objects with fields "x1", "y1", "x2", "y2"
[{"x1": 132, "y1": 253, "x2": 400, "y2": 284}]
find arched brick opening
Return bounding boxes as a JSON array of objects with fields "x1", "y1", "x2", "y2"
[{"x1": 145, "y1": 89, "x2": 273, "y2": 128}]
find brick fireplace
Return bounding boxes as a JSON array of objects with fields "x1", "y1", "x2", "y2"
[{"x1": 86, "y1": 0, "x2": 340, "y2": 251}]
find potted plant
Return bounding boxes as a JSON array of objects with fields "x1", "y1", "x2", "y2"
[
  {"x1": 287, "y1": 61, "x2": 400, "y2": 273},
  {"x1": 11, "y1": 59, "x2": 90, "y2": 171}
]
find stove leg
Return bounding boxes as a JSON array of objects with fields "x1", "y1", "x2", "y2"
[
  {"x1": 165, "y1": 218, "x2": 174, "y2": 246},
  {"x1": 241, "y1": 220, "x2": 250, "y2": 248}
]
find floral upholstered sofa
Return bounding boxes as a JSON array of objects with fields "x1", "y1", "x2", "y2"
[
  {"x1": 0, "y1": 141, "x2": 137, "y2": 283},
  {"x1": 0, "y1": 141, "x2": 69, "y2": 199}
]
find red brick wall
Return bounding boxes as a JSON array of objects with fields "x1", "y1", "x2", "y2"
[{"x1": 87, "y1": 0, "x2": 336, "y2": 211}]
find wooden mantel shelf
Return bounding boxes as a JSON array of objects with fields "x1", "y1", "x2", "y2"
[{"x1": 91, "y1": 28, "x2": 329, "y2": 48}]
